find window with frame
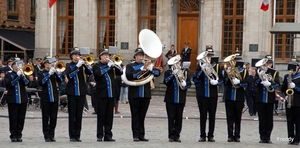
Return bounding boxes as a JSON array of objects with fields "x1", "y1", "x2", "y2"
[
  {"x1": 138, "y1": 0, "x2": 157, "y2": 36},
  {"x1": 7, "y1": 0, "x2": 18, "y2": 20},
  {"x1": 222, "y1": 0, "x2": 244, "y2": 58},
  {"x1": 97, "y1": 0, "x2": 115, "y2": 54},
  {"x1": 30, "y1": 0, "x2": 36, "y2": 21},
  {"x1": 274, "y1": 0, "x2": 295, "y2": 61},
  {"x1": 56, "y1": 0, "x2": 74, "y2": 56}
]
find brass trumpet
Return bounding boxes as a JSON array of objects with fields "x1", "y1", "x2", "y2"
[
  {"x1": 80, "y1": 55, "x2": 94, "y2": 66},
  {"x1": 55, "y1": 61, "x2": 66, "y2": 73},
  {"x1": 23, "y1": 64, "x2": 34, "y2": 76},
  {"x1": 112, "y1": 54, "x2": 122, "y2": 65}
]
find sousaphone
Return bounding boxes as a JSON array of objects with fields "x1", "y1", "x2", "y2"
[{"x1": 121, "y1": 29, "x2": 162, "y2": 86}]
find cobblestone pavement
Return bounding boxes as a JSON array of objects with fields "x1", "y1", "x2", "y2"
[{"x1": 0, "y1": 96, "x2": 292, "y2": 148}]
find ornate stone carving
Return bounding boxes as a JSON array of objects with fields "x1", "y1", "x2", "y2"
[{"x1": 179, "y1": 0, "x2": 199, "y2": 12}]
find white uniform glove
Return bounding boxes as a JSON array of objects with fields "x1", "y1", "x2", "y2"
[
  {"x1": 49, "y1": 67, "x2": 56, "y2": 75},
  {"x1": 232, "y1": 78, "x2": 240, "y2": 85},
  {"x1": 107, "y1": 60, "x2": 114, "y2": 67},
  {"x1": 261, "y1": 80, "x2": 271, "y2": 87},
  {"x1": 17, "y1": 70, "x2": 23, "y2": 76},
  {"x1": 172, "y1": 69, "x2": 178, "y2": 75},
  {"x1": 147, "y1": 64, "x2": 154, "y2": 71},
  {"x1": 289, "y1": 82, "x2": 295, "y2": 89},
  {"x1": 76, "y1": 59, "x2": 85, "y2": 67},
  {"x1": 181, "y1": 80, "x2": 186, "y2": 87},
  {"x1": 210, "y1": 80, "x2": 218, "y2": 85}
]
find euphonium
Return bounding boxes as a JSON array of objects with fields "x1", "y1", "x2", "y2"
[
  {"x1": 223, "y1": 54, "x2": 242, "y2": 88},
  {"x1": 121, "y1": 29, "x2": 162, "y2": 86},
  {"x1": 196, "y1": 51, "x2": 219, "y2": 81},
  {"x1": 22, "y1": 64, "x2": 34, "y2": 76},
  {"x1": 255, "y1": 58, "x2": 274, "y2": 92},
  {"x1": 55, "y1": 61, "x2": 66, "y2": 73},
  {"x1": 286, "y1": 70, "x2": 294, "y2": 108},
  {"x1": 168, "y1": 55, "x2": 186, "y2": 90}
]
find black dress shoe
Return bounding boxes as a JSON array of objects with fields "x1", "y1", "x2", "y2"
[
  {"x1": 234, "y1": 138, "x2": 240, "y2": 142},
  {"x1": 208, "y1": 137, "x2": 215, "y2": 142},
  {"x1": 104, "y1": 138, "x2": 115, "y2": 142},
  {"x1": 139, "y1": 137, "x2": 149, "y2": 142},
  {"x1": 75, "y1": 138, "x2": 82, "y2": 142},
  {"x1": 11, "y1": 138, "x2": 17, "y2": 142},
  {"x1": 198, "y1": 137, "x2": 206, "y2": 142},
  {"x1": 174, "y1": 138, "x2": 181, "y2": 142},
  {"x1": 17, "y1": 138, "x2": 22, "y2": 142},
  {"x1": 227, "y1": 137, "x2": 233, "y2": 142},
  {"x1": 70, "y1": 138, "x2": 77, "y2": 142},
  {"x1": 45, "y1": 138, "x2": 51, "y2": 142},
  {"x1": 259, "y1": 140, "x2": 266, "y2": 143},
  {"x1": 293, "y1": 142, "x2": 299, "y2": 145},
  {"x1": 169, "y1": 138, "x2": 174, "y2": 142},
  {"x1": 133, "y1": 138, "x2": 139, "y2": 142},
  {"x1": 265, "y1": 140, "x2": 272, "y2": 144},
  {"x1": 50, "y1": 138, "x2": 56, "y2": 142},
  {"x1": 97, "y1": 138, "x2": 102, "y2": 142}
]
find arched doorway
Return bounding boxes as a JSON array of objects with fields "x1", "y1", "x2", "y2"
[{"x1": 177, "y1": 0, "x2": 199, "y2": 73}]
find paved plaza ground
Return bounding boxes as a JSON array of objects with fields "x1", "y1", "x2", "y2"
[{"x1": 0, "y1": 95, "x2": 293, "y2": 148}]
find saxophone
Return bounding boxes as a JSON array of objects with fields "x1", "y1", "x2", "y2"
[
  {"x1": 223, "y1": 54, "x2": 242, "y2": 88},
  {"x1": 286, "y1": 70, "x2": 294, "y2": 108}
]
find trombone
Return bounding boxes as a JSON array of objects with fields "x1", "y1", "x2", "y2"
[
  {"x1": 79, "y1": 55, "x2": 94, "y2": 66},
  {"x1": 55, "y1": 61, "x2": 66, "y2": 73}
]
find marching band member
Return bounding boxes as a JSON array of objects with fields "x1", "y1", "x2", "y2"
[
  {"x1": 4, "y1": 59, "x2": 29, "y2": 142},
  {"x1": 126, "y1": 48, "x2": 161, "y2": 142},
  {"x1": 164, "y1": 55, "x2": 191, "y2": 142},
  {"x1": 65, "y1": 48, "x2": 93, "y2": 142},
  {"x1": 92, "y1": 49, "x2": 123, "y2": 142},
  {"x1": 223, "y1": 56, "x2": 248, "y2": 142},
  {"x1": 255, "y1": 55, "x2": 280, "y2": 144},
  {"x1": 281, "y1": 61, "x2": 300, "y2": 145},
  {"x1": 193, "y1": 46, "x2": 222, "y2": 142},
  {"x1": 38, "y1": 56, "x2": 63, "y2": 142}
]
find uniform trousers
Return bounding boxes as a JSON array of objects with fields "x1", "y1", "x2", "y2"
[
  {"x1": 129, "y1": 98, "x2": 150, "y2": 139},
  {"x1": 97, "y1": 98, "x2": 114, "y2": 139},
  {"x1": 7, "y1": 103, "x2": 27, "y2": 139},
  {"x1": 41, "y1": 102, "x2": 58, "y2": 139},
  {"x1": 257, "y1": 102, "x2": 274, "y2": 141},
  {"x1": 67, "y1": 95, "x2": 85, "y2": 139},
  {"x1": 225, "y1": 100, "x2": 244, "y2": 139},
  {"x1": 198, "y1": 96, "x2": 218, "y2": 138},
  {"x1": 286, "y1": 106, "x2": 300, "y2": 143},
  {"x1": 166, "y1": 102, "x2": 185, "y2": 140}
]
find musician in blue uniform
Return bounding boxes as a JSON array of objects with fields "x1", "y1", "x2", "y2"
[
  {"x1": 193, "y1": 46, "x2": 223, "y2": 142},
  {"x1": 38, "y1": 56, "x2": 63, "y2": 142},
  {"x1": 223, "y1": 56, "x2": 248, "y2": 142},
  {"x1": 4, "y1": 59, "x2": 29, "y2": 142},
  {"x1": 125, "y1": 48, "x2": 161, "y2": 142},
  {"x1": 281, "y1": 61, "x2": 300, "y2": 145},
  {"x1": 255, "y1": 55, "x2": 280, "y2": 144},
  {"x1": 65, "y1": 48, "x2": 93, "y2": 142},
  {"x1": 164, "y1": 56, "x2": 191, "y2": 142},
  {"x1": 92, "y1": 49, "x2": 123, "y2": 142}
]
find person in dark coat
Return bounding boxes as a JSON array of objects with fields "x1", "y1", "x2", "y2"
[
  {"x1": 180, "y1": 42, "x2": 191, "y2": 62},
  {"x1": 164, "y1": 55, "x2": 191, "y2": 142},
  {"x1": 4, "y1": 59, "x2": 29, "y2": 142},
  {"x1": 245, "y1": 68, "x2": 258, "y2": 116},
  {"x1": 65, "y1": 48, "x2": 93, "y2": 142},
  {"x1": 38, "y1": 57, "x2": 62, "y2": 142},
  {"x1": 255, "y1": 55, "x2": 280, "y2": 144},
  {"x1": 34, "y1": 58, "x2": 42, "y2": 80},
  {"x1": 125, "y1": 48, "x2": 161, "y2": 142},
  {"x1": 193, "y1": 47, "x2": 223, "y2": 142},
  {"x1": 281, "y1": 62, "x2": 300, "y2": 145},
  {"x1": 224, "y1": 59, "x2": 248, "y2": 142},
  {"x1": 93, "y1": 49, "x2": 123, "y2": 142}
]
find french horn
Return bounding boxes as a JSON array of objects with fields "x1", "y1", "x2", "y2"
[
  {"x1": 121, "y1": 29, "x2": 162, "y2": 86},
  {"x1": 196, "y1": 51, "x2": 219, "y2": 81}
]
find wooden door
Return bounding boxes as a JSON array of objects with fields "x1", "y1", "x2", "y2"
[{"x1": 177, "y1": 15, "x2": 199, "y2": 74}]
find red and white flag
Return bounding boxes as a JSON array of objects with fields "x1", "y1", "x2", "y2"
[
  {"x1": 260, "y1": 0, "x2": 269, "y2": 11},
  {"x1": 49, "y1": 0, "x2": 57, "y2": 8}
]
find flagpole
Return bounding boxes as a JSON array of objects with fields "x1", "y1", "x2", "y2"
[
  {"x1": 50, "y1": 5, "x2": 54, "y2": 57},
  {"x1": 272, "y1": 0, "x2": 276, "y2": 68}
]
